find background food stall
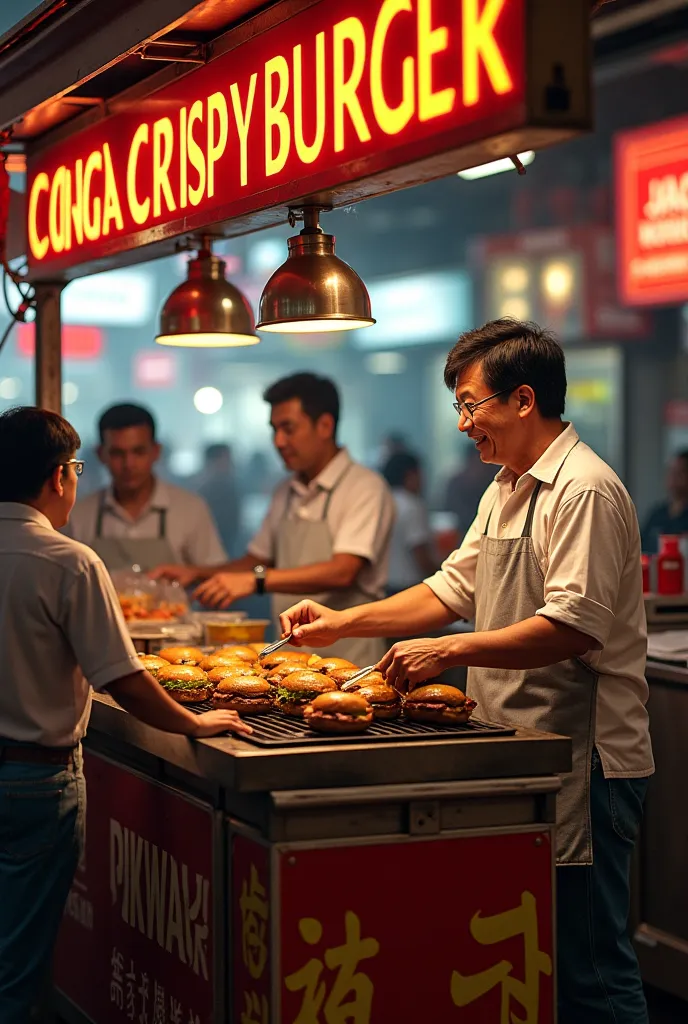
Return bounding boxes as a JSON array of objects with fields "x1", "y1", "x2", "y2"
[{"x1": 0, "y1": 0, "x2": 595, "y2": 1021}]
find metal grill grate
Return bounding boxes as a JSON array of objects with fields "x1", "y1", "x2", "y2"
[{"x1": 185, "y1": 702, "x2": 515, "y2": 747}]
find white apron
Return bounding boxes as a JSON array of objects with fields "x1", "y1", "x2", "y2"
[
  {"x1": 470, "y1": 466, "x2": 598, "y2": 865},
  {"x1": 271, "y1": 468, "x2": 386, "y2": 665},
  {"x1": 89, "y1": 490, "x2": 178, "y2": 574}
]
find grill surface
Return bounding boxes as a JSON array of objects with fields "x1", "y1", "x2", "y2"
[{"x1": 185, "y1": 702, "x2": 515, "y2": 746}]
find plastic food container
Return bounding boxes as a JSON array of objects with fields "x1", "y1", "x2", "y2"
[{"x1": 204, "y1": 618, "x2": 270, "y2": 645}]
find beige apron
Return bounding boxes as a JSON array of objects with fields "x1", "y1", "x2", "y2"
[
  {"x1": 272, "y1": 468, "x2": 386, "y2": 665},
  {"x1": 470, "y1": 472, "x2": 598, "y2": 865},
  {"x1": 89, "y1": 490, "x2": 178, "y2": 573}
]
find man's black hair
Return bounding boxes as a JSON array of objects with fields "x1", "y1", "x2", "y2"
[
  {"x1": 263, "y1": 372, "x2": 340, "y2": 431},
  {"x1": 98, "y1": 403, "x2": 156, "y2": 443},
  {"x1": 444, "y1": 318, "x2": 566, "y2": 419},
  {"x1": 0, "y1": 406, "x2": 81, "y2": 502},
  {"x1": 382, "y1": 452, "x2": 420, "y2": 489}
]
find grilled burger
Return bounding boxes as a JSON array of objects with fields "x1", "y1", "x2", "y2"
[
  {"x1": 265, "y1": 661, "x2": 315, "y2": 685},
  {"x1": 274, "y1": 670, "x2": 337, "y2": 717},
  {"x1": 157, "y1": 664, "x2": 210, "y2": 703},
  {"x1": 138, "y1": 654, "x2": 170, "y2": 678},
  {"x1": 335, "y1": 668, "x2": 386, "y2": 691},
  {"x1": 206, "y1": 665, "x2": 264, "y2": 689},
  {"x1": 212, "y1": 677, "x2": 274, "y2": 714},
  {"x1": 157, "y1": 646, "x2": 204, "y2": 665},
  {"x1": 260, "y1": 649, "x2": 311, "y2": 670},
  {"x1": 198, "y1": 653, "x2": 253, "y2": 673},
  {"x1": 303, "y1": 691, "x2": 373, "y2": 734},
  {"x1": 317, "y1": 657, "x2": 358, "y2": 675},
  {"x1": 215, "y1": 645, "x2": 259, "y2": 663},
  {"x1": 404, "y1": 684, "x2": 477, "y2": 724},
  {"x1": 355, "y1": 683, "x2": 402, "y2": 720}
]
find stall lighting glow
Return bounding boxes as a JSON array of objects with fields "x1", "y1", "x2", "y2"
[
  {"x1": 500, "y1": 265, "x2": 530, "y2": 292},
  {"x1": 194, "y1": 387, "x2": 223, "y2": 415},
  {"x1": 542, "y1": 260, "x2": 574, "y2": 304},
  {"x1": 0, "y1": 376, "x2": 21, "y2": 400},
  {"x1": 499, "y1": 296, "x2": 531, "y2": 320},
  {"x1": 458, "y1": 151, "x2": 535, "y2": 180},
  {"x1": 62, "y1": 381, "x2": 79, "y2": 406}
]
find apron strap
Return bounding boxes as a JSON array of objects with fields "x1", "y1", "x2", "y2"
[
  {"x1": 483, "y1": 501, "x2": 497, "y2": 537},
  {"x1": 321, "y1": 464, "x2": 354, "y2": 520},
  {"x1": 95, "y1": 491, "x2": 167, "y2": 539},
  {"x1": 154, "y1": 508, "x2": 167, "y2": 539},
  {"x1": 521, "y1": 480, "x2": 543, "y2": 538}
]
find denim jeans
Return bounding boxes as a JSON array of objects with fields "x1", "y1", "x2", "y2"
[
  {"x1": 557, "y1": 749, "x2": 649, "y2": 1024},
  {"x1": 0, "y1": 745, "x2": 85, "y2": 1024}
]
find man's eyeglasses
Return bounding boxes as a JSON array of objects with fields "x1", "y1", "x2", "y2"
[
  {"x1": 61, "y1": 459, "x2": 85, "y2": 476},
  {"x1": 453, "y1": 387, "x2": 516, "y2": 421}
]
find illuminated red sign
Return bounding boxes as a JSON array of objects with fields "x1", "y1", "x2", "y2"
[
  {"x1": 17, "y1": 322, "x2": 104, "y2": 359},
  {"x1": 27, "y1": 0, "x2": 591, "y2": 275},
  {"x1": 616, "y1": 116, "x2": 688, "y2": 306}
]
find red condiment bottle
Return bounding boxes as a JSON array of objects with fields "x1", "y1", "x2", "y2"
[
  {"x1": 656, "y1": 535, "x2": 684, "y2": 595},
  {"x1": 641, "y1": 554, "x2": 651, "y2": 595}
]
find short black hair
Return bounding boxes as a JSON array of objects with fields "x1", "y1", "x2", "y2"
[
  {"x1": 98, "y1": 403, "x2": 156, "y2": 443},
  {"x1": 263, "y1": 372, "x2": 340, "y2": 431},
  {"x1": 382, "y1": 451, "x2": 420, "y2": 489},
  {"x1": 0, "y1": 407, "x2": 81, "y2": 502},
  {"x1": 444, "y1": 318, "x2": 566, "y2": 419}
]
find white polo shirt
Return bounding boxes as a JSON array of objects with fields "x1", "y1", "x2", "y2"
[
  {"x1": 66, "y1": 478, "x2": 227, "y2": 565},
  {"x1": 388, "y1": 488, "x2": 433, "y2": 590},
  {"x1": 248, "y1": 448, "x2": 395, "y2": 598},
  {"x1": 425, "y1": 423, "x2": 653, "y2": 779},
  {"x1": 0, "y1": 504, "x2": 143, "y2": 746}
]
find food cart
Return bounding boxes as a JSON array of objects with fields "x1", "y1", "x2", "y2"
[{"x1": 0, "y1": 0, "x2": 596, "y2": 1020}]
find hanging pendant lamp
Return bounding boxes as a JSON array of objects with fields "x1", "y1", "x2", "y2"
[
  {"x1": 156, "y1": 237, "x2": 258, "y2": 347},
  {"x1": 256, "y1": 207, "x2": 375, "y2": 334}
]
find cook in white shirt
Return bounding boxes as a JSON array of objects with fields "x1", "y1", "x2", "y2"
[
  {"x1": 0, "y1": 407, "x2": 250, "y2": 1024},
  {"x1": 66, "y1": 403, "x2": 226, "y2": 573},
  {"x1": 279, "y1": 320, "x2": 652, "y2": 1024},
  {"x1": 154, "y1": 373, "x2": 395, "y2": 664}
]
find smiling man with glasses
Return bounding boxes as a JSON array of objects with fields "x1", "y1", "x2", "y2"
[{"x1": 279, "y1": 318, "x2": 653, "y2": 1024}]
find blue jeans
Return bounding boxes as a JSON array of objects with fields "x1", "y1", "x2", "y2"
[
  {"x1": 0, "y1": 746, "x2": 85, "y2": 1024},
  {"x1": 557, "y1": 749, "x2": 649, "y2": 1024}
]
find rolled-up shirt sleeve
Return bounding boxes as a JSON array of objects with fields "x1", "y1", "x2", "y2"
[
  {"x1": 62, "y1": 560, "x2": 143, "y2": 690},
  {"x1": 536, "y1": 489, "x2": 629, "y2": 648},
  {"x1": 423, "y1": 512, "x2": 483, "y2": 620}
]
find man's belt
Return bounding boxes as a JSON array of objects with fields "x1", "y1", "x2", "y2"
[{"x1": 0, "y1": 743, "x2": 77, "y2": 766}]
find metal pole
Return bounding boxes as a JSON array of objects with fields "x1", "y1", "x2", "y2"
[{"x1": 34, "y1": 281, "x2": 63, "y2": 412}]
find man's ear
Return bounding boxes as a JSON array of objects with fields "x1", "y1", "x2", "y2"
[
  {"x1": 152, "y1": 442, "x2": 162, "y2": 464},
  {"x1": 517, "y1": 385, "x2": 537, "y2": 418},
  {"x1": 316, "y1": 413, "x2": 335, "y2": 441},
  {"x1": 49, "y1": 464, "x2": 65, "y2": 497}
]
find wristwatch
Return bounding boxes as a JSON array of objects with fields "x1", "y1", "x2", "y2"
[{"x1": 253, "y1": 564, "x2": 267, "y2": 595}]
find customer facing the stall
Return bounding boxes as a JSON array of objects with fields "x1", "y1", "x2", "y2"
[
  {"x1": 0, "y1": 408, "x2": 252, "y2": 1024},
  {"x1": 66, "y1": 402, "x2": 227, "y2": 573},
  {"x1": 279, "y1": 320, "x2": 653, "y2": 1024},
  {"x1": 154, "y1": 373, "x2": 395, "y2": 665}
]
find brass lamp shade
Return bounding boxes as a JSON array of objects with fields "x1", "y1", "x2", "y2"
[
  {"x1": 257, "y1": 221, "x2": 375, "y2": 334},
  {"x1": 156, "y1": 248, "x2": 258, "y2": 348}
]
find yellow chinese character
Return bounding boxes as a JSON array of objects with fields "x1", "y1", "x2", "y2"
[
  {"x1": 451, "y1": 890, "x2": 552, "y2": 1023},
  {"x1": 240, "y1": 989, "x2": 269, "y2": 1024},
  {"x1": 240, "y1": 864, "x2": 269, "y2": 980},
  {"x1": 284, "y1": 912, "x2": 380, "y2": 1024}
]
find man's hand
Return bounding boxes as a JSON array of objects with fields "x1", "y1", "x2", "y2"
[
  {"x1": 194, "y1": 572, "x2": 256, "y2": 609},
  {"x1": 279, "y1": 600, "x2": 347, "y2": 648},
  {"x1": 377, "y1": 636, "x2": 457, "y2": 691},
  {"x1": 149, "y1": 564, "x2": 202, "y2": 587},
  {"x1": 192, "y1": 709, "x2": 253, "y2": 738}
]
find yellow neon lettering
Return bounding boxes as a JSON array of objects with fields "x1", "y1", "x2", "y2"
[
  {"x1": 207, "y1": 92, "x2": 228, "y2": 199},
  {"x1": 63, "y1": 168, "x2": 72, "y2": 250},
  {"x1": 371, "y1": 0, "x2": 414, "y2": 135},
  {"x1": 418, "y1": 0, "x2": 456, "y2": 121},
  {"x1": 71, "y1": 159, "x2": 84, "y2": 247},
  {"x1": 264, "y1": 56, "x2": 291, "y2": 178},
  {"x1": 230, "y1": 74, "x2": 257, "y2": 188},
  {"x1": 48, "y1": 165, "x2": 67, "y2": 253},
  {"x1": 102, "y1": 143, "x2": 123, "y2": 236},
  {"x1": 83, "y1": 150, "x2": 102, "y2": 242},
  {"x1": 179, "y1": 107, "x2": 188, "y2": 210},
  {"x1": 153, "y1": 117, "x2": 176, "y2": 217},
  {"x1": 293, "y1": 34, "x2": 326, "y2": 164},
  {"x1": 187, "y1": 100, "x2": 206, "y2": 206},
  {"x1": 127, "y1": 123, "x2": 150, "y2": 225},
  {"x1": 463, "y1": 0, "x2": 512, "y2": 107},
  {"x1": 333, "y1": 17, "x2": 372, "y2": 153},
  {"x1": 28, "y1": 172, "x2": 50, "y2": 260}
]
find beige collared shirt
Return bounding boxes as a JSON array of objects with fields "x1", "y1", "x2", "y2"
[
  {"x1": 0, "y1": 504, "x2": 143, "y2": 746},
  {"x1": 248, "y1": 448, "x2": 395, "y2": 599},
  {"x1": 425, "y1": 423, "x2": 653, "y2": 778},
  {"x1": 66, "y1": 478, "x2": 227, "y2": 565}
]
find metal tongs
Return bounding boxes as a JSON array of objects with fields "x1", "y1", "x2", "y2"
[
  {"x1": 339, "y1": 664, "x2": 378, "y2": 691},
  {"x1": 259, "y1": 634, "x2": 294, "y2": 659}
]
